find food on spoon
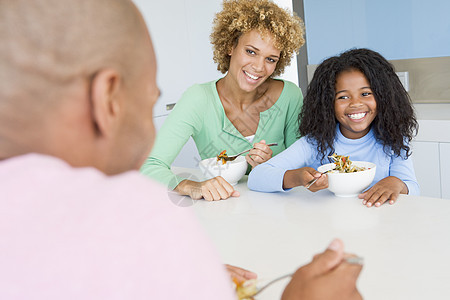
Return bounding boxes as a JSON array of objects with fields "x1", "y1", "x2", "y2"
[
  {"x1": 234, "y1": 278, "x2": 258, "y2": 300},
  {"x1": 329, "y1": 153, "x2": 368, "y2": 173},
  {"x1": 216, "y1": 150, "x2": 229, "y2": 165}
]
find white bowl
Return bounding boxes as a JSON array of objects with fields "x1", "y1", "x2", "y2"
[
  {"x1": 199, "y1": 156, "x2": 247, "y2": 186},
  {"x1": 317, "y1": 161, "x2": 376, "y2": 197}
]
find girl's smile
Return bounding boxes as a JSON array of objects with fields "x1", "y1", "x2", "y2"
[
  {"x1": 334, "y1": 69, "x2": 377, "y2": 139},
  {"x1": 347, "y1": 112, "x2": 367, "y2": 120}
]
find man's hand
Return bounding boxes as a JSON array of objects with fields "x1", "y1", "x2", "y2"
[
  {"x1": 282, "y1": 239, "x2": 363, "y2": 300},
  {"x1": 225, "y1": 264, "x2": 258, "y2": 284}
]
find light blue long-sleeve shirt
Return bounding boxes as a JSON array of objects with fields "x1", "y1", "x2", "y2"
[{"x1": 248, "y1": 125, "x2": 420, "y2": 195}]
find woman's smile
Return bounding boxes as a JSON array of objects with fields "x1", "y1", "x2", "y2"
[{"x1": 243, "y1": 70, "x2": 262, "y2": 81}]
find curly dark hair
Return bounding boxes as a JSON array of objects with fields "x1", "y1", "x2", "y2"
[{"x1": 299, "y1": 48, "x2": 418, "y2": 162}]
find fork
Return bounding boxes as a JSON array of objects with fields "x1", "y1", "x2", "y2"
[
  {"x1": 244, "y1": 255, "x2": 364, "y2": 298},
  {"x1": 222, "y1": 143, "x2": 278, "y2": 162},
  {"x1": 305, "y1": 169, "x2": 333, "y2": 189},
  {"x1": 249, "y1": 273, "x2": 293, "y2": 298}
]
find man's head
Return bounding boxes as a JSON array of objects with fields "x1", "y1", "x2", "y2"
[{"x1": 0, "y1": 0, "x2": 159, "y2": 174}]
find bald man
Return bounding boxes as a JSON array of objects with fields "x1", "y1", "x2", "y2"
[{"x1": 0, "y1": 0, "x2": 362, "y2": 299}]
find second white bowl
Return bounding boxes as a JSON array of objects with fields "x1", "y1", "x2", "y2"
[{"x1": 318, "y1": 161, "x2": 376, "y2": 197}]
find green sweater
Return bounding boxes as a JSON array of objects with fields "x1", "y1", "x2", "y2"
[{"x1": 140, "y1": 79, "x2": 303, "y2": 189}]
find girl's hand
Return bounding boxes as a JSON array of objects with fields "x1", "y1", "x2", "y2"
[
  {"x1": 283, "y1": 167, "x2": 328, "y2": 192},
  {"x1": 246, "y1": 140, "x2": 273, "y2": 168},
  {"x1": 358, "y1": 176, "x2": 408, "y2": 207},
  {"x1": 303, "y1": 167, "x2": 328, "y2": 192},
  {"x1": 175, "y1": 178, "x2": 240, "y2": 201}
]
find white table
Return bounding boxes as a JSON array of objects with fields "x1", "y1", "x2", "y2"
[{"x1": 172, "y1": 168, "x2": 450, "y2": 300}]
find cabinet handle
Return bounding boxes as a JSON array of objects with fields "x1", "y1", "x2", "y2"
[{"x1": 166, "y1": 103, "x2": 176, "y2": 111}]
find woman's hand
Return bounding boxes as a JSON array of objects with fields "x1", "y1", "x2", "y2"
[
  {"x1": 246, "y1": 140, "x2": 273, "y2": 168},
  {"x1": 225, "y1": 264, "x2": 257, "y2": 284},
  {"x1": 358, "y1": 176, "x2": 408, "y2": 207},
  {"x1": 175, "y1": 178, "x2": 240, "y2": 201},
  {"x1": 283, "y1": 167, "x2": 328, "y2": 192}
]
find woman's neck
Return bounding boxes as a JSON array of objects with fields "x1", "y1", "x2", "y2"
[{"x1": 217, "y1": 75, "x2": 270, "y2": 108}]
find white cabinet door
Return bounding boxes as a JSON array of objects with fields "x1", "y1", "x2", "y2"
[
  {"x1": 440, "y1": 143, "x2": 450, "y2": 199},
  {"x1": 411, "y1": 141, "x2": 441, "y2": 198},
  {"x1": 133, "y1": 0, "x2": 223, "y2": 118},
  {"x1": 172, "y1": 137, "x2": 201, "y2": 169},
  {"x1": 153, "y1": 114, "x2": 168, "y2": 132},
  {"x1": 153, "y1": 115, "x2": 200, "y2": 169}
]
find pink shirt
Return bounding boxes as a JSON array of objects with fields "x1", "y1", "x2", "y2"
[{"x1": 0, "y1": 154, "x2": 235, "y2": 299}]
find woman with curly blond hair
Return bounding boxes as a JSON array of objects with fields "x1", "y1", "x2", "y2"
[{"x1": 141, "y1": 0, "x2": 305, "y2": 201}]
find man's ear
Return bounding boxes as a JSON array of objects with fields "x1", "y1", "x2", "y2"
[{"x1": 89, "y1": 69, "x2": 122, "y2": 137}]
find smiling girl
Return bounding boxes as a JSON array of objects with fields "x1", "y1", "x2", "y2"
[{"x1": 248, "y1": 48, "x2": 420, "y2": 207}]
